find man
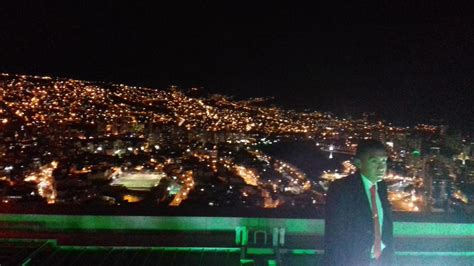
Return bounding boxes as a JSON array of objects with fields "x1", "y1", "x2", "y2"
[{"x1": 324, "y1": 139, "x2": 395, "y2": 265}]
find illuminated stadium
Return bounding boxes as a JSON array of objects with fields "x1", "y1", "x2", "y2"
[{"x1": 110, "y1": 172, "x2": 166, "y2": 191}]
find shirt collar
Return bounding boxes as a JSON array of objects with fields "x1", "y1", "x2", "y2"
[{"x1": 361, "y1": 173, "x2": 378, "y2": 190}]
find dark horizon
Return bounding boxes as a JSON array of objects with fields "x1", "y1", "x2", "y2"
[{"x1": 1, "y1": 2, "x2": 473, "y2": 133}]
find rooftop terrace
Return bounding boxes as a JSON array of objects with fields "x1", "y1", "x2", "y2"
[{"x1": 1, "y1": 206, "x2": 473, "y2": 265}]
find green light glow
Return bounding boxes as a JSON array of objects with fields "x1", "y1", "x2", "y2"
[
  {"x1": 240, "y1": 259, "x2": 255, "y2": 265},
  {"x1": 2, "y1": 239, "x2": 473, "y2": 262},
  {"x1": 290, "y1": 249, "x2": 320, "y2": 255},
  {"x1": 397, "y1": 251, "x2": 474, "y2": 257},
  {"x1": 57, "y1": 246, "x2": 241, "y2": 252},
  {"x1": 0, "y1": 214, "x2": 324, "y2": 234},
  {"x1": 247, "y1": 248, "x2": 274, "y2": 255},
  {"x1": 412, "y1": 149, "x2": 421, "y2": 157},
  {"x1": 395, "y1": 222, "x2": 474, "y2": 237},
  {"x1": 267, "y1": 259, "x2": 277, "y2": 266},
  {"x1": 2, "y1": 214, "x2": 474, "y2": 238}
]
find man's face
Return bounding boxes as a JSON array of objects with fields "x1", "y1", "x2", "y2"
[{"x1": 355, "y1": 149, "x2": 388, "y2": 183}]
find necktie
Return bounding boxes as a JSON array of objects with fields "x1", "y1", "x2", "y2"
[{"x1": 370, "y1": 185, "x2": 382, "y2": 260}]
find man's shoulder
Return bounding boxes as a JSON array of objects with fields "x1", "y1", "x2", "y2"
[
  {"x1": 331, "y1": 173, "x2": 359, "y2": 186},
  {"x1": 328, "y1": 174, "x2": 359, "y2": 193},
  {"x1": 326, "y1": 174, "x2": 360, "y2": 209}
]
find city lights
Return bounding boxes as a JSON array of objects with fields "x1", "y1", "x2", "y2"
[{"x1": 0, "y1": 73, "x2": 472, "y2": 214}]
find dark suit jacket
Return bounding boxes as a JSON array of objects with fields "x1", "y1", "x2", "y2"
[{"x1": 323, "y1": 173, "x2": 395, "y2": 266}]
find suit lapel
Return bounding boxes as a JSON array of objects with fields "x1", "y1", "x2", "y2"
[{"x1": 352, "y1": 174, "x2": 373, "y2": 224}]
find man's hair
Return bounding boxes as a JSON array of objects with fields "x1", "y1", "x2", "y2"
[{"x1": 355, "y1": 139, "x2": 387, "y2": 159}]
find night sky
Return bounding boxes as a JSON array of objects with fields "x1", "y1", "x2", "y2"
[{"x1": 1, "y1": 2, "x2": 473, "y2": 132}]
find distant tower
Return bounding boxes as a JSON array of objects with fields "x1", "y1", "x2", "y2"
[
  {"x1": 329, "y1": 144, "x2": 334, "y2": 159},
  {"x1": 421, "y1": 158, "x2": 431, "y2": 212}
]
